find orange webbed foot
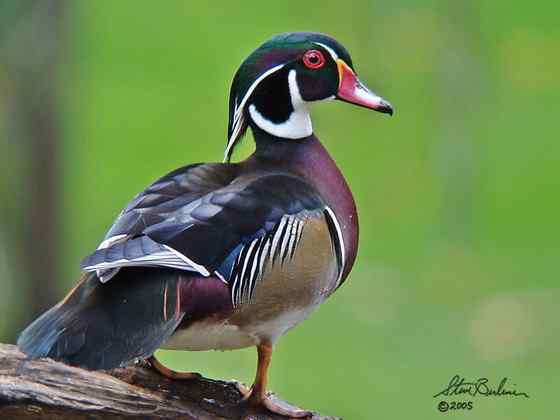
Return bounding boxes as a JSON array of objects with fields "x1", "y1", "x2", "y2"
[{"x1": 147, "y1": 355, "x2": 201, "y2": 380}]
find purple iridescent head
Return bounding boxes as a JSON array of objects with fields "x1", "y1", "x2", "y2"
[{"x1": 225, "y1": 32, "x2": 393, "y2": 162}]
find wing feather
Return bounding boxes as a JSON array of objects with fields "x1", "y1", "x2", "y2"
[{"x1": 80, "y1": 165, "x2": 327, "y2": 304}]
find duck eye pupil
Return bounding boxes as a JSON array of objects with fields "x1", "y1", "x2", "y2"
[{"x1": 303, "y1": 50, "x2": 325, "y2": 69}]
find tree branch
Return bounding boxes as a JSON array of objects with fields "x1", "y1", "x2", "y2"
[{"x1": 0, "y1": 344, "x2": 337, "y2": 419}]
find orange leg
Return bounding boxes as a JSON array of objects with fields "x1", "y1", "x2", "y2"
[
  {"x1": 235, "y1": 343, "x2": 312, "y2": 418},
  {"x1": 148, "y1": 355, "x2": 201, "y2": 380}
]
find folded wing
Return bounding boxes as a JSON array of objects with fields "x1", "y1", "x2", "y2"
[{"x1": 80, "y1": 164, "x2": 328, "y2": 290}]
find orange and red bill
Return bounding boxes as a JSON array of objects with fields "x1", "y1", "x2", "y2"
[{"x1": 336, "y1": 59, "x2": 393, "y2": 115}]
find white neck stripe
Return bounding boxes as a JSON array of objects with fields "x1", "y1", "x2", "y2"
[{"x1": 248, "y1": 69, "x2": 312, "y2": 139}]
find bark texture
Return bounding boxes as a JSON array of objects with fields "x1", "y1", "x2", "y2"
[{"x1": 0, "y1": 344, "x2": 337, "y2": 420}]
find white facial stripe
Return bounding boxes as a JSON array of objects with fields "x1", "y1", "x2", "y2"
[
  {"x1": 233, "y1": 64, "x2": 285, "y2": 125},
  {"x1": 314, "y1": 42, "x2": 339, "y2": 61},
  {"x1": 248, "y1": 69, "x2": 312, "y2": 139},
  {"x1": 287, "y1": 68, "x2": 305, "y2": 106},
  {"x1": 224, "y1": 63, "x2": 286, "y2": 161}
]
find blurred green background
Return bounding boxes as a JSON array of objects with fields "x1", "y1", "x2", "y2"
[{"x1": 1, "y1": 1, "x2": 558, "y2": 419}]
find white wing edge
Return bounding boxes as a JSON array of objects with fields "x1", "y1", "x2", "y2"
[{"x1": 83, "y1": 243, "x2": 211, "y2": 283}]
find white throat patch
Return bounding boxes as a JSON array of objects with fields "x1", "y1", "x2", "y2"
[{"x1": 248, "y1": 69, "x2": 313, "y2": 139}]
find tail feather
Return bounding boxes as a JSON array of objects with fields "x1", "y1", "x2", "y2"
[{"x1": 17, "y1": 269, "x2": 184, "y2": 370}]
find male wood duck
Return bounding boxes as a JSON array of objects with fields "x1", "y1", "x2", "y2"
[{"x1": 18, "y1": 32, "x2": 392, "y2": 417}]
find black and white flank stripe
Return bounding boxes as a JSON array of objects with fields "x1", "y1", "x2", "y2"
[
  {"x1": 230, "y1": 214, "x2": 306, "y2": 306},
  {"x1": 324, "y1": 206, "x2": 346, "y2": 289}
]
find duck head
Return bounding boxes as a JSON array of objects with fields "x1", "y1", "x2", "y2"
[{"x1": 225, "y1": 32, "x2": 393, "y2": 161}]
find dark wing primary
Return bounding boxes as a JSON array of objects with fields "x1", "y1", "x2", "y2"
[
  {"x1": 80, "y1": 163, "x2": 238, "y2": 281},
  {"x1": 80, "y1": 164, "x2": 328, "y2": 296}
]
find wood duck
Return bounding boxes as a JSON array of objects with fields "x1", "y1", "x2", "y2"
[{"x1": 18, "y1": 32, "x2": 392, "y2": 417}]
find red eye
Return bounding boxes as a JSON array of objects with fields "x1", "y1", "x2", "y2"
[{"x1": 303, "y1": 49, "x2": 325, "y2": 69}]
